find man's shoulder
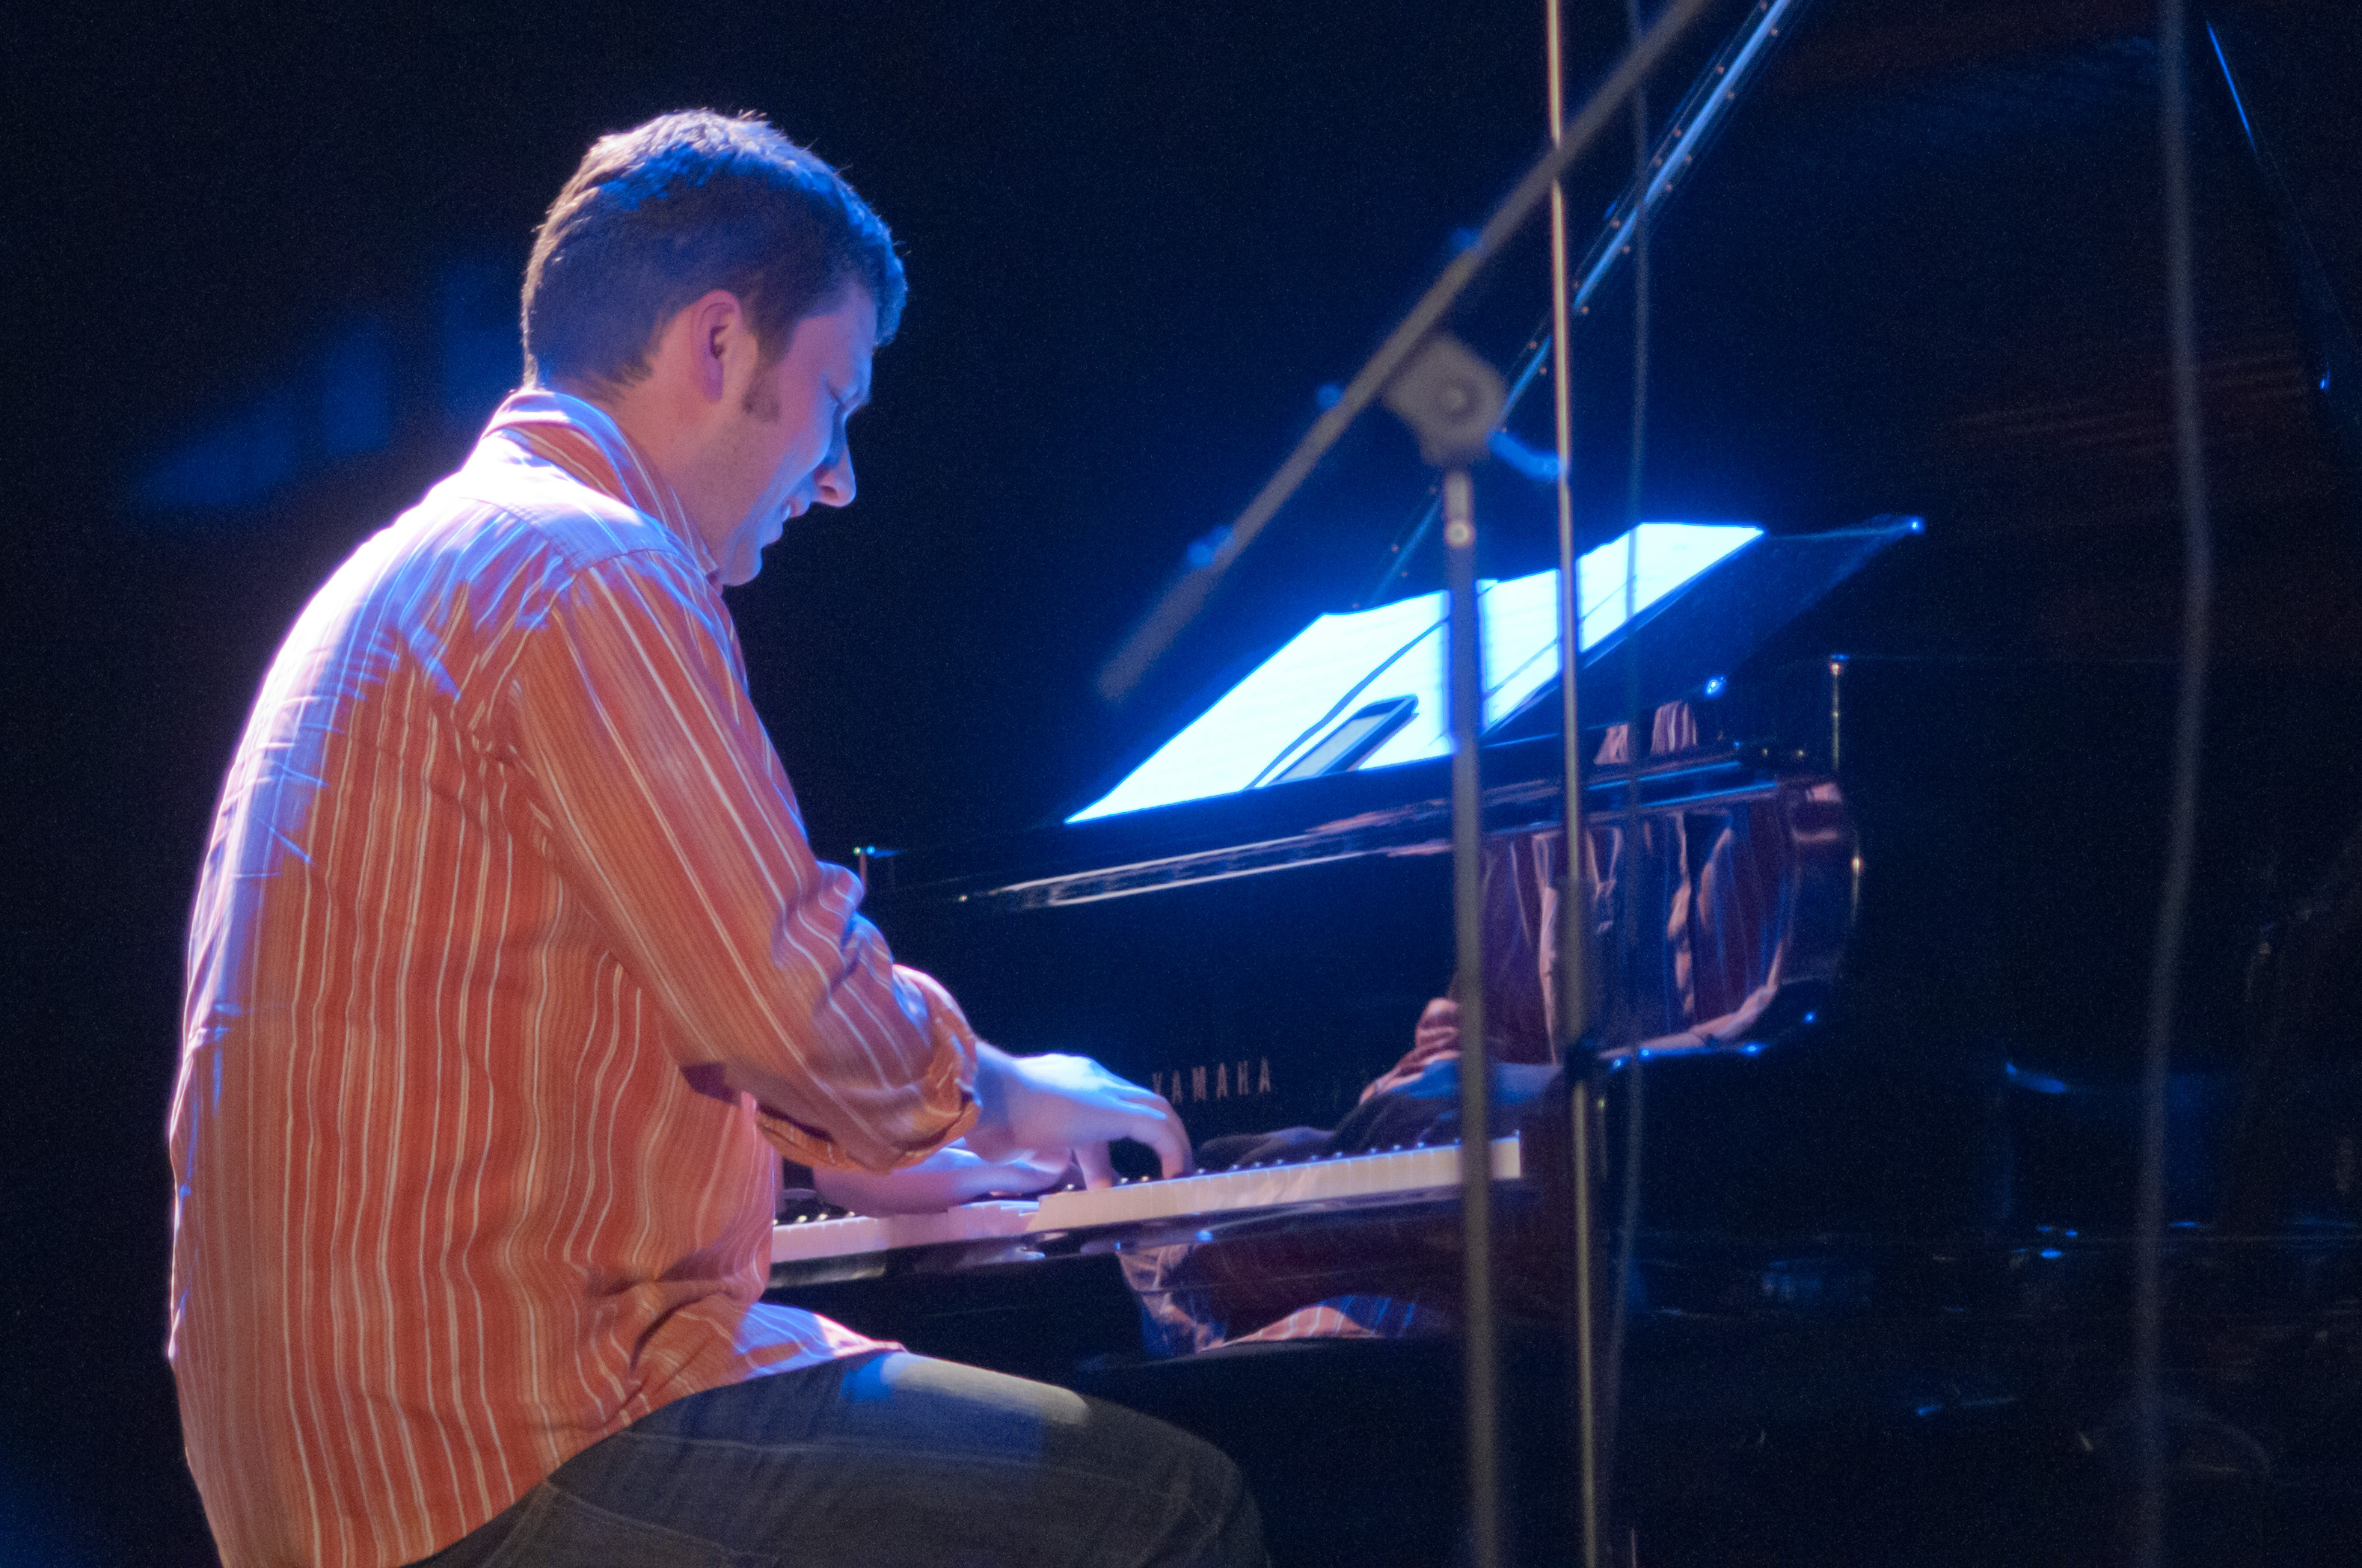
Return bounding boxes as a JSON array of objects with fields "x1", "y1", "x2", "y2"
[{"x1": 423, "y1": 444, "x2": 693, "y2": 580}]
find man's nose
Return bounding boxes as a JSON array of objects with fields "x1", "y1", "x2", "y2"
[{"x1": 813, "y1": 442, "x2": 856, "y2": 508}]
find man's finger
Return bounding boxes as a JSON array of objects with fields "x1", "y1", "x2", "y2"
[
  {"x1": 1130, "y1": 1106, "x2": 1192, "y2": 1179},
  {"x1": 1076, "y1": 1141, "x2": 1116, "y2": 1190}
]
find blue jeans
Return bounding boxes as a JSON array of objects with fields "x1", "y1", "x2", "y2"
[{"x1": 411, "y1": 1352, "x2": 1266, "y2": 1567}]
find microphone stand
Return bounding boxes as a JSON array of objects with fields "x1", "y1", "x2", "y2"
[
  {"x1": 1447, "y1": 466, "x2": 1502, "y2": 1568},
  {"x1": 1075, "y1": 4, "x2": 1820, "y2": 1561},
  {"x1": 1084, "y1": 0, "x2": 1765, "y2": 1549},
  {"x1": 1382, "y1": 335, "x2": 1509, "y2": 1568}
]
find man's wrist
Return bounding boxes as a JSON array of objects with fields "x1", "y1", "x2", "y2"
[{"x1": 966, "y1": 1043, "x2": 1017, "y2": 1160}]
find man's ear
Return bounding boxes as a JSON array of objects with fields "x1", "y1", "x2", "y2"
[{"x1": 680, "y1": 289, "x2": 751, "y2": 405}]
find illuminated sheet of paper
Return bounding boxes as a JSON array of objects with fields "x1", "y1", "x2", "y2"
[{"x1": 1070, "y1": 523, "x2": 1759, "y2": 823}]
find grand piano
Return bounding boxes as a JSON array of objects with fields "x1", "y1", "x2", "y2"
[{"x1": 767, "y1": 3, "x2": 2362, "y2": 1561}]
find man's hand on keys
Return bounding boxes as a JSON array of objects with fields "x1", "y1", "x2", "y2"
[
  {"x1": 966, "y1": 1045, "x2": 1192, "y2": 1188},
  {"x1": 815, "y1": 1047, "x2": 1191, "y2": 1214}
]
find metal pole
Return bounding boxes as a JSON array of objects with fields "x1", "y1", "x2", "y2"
[
  {"x1": 2136, "y1": 0, "x2": 2212, "y2": 1561},
  {"x1": 1544, "y1": 0, "x2": 1602, "y2": 1563},
  {"x1": 1445, "y1": 468, "x2": 1502, "y2": 1568}
]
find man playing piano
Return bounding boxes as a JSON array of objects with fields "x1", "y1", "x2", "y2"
[{"x1": 167, "y1": 109, "x2": 1263, "y2": 1568}]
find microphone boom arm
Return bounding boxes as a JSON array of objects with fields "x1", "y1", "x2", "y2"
[{"x1": 1092, "y1": 0, "x2": 1722, "y2": 705}]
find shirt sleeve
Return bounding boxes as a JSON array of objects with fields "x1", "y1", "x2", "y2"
[{"x1": 500, "y1": 544, "x2": 978, "y2": 1172}]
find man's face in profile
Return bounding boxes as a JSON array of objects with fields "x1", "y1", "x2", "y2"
[{"x1": 705, "y1": 288, "x2": 877, "y2": 585}]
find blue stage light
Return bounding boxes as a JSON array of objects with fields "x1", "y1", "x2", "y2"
[
  {"x1": 2207, "y1": 27, "x2": 2254, "y2": 143},
  {"x1": 319, "y1": 320, "x2": 393, "y2": 459},
  {"x1": 136, "y1": 316, "x2": 393, "y2": 516},
  {"x1": 1486, "y1": 428, "x2": 1562, "y2": 481},
  {"x1": 1185, "y1": 525, "x2": 1233, "y2": 569},
  {"x1": 2003, "y1": 1061, "x2": 2070, "y2": 1095},
  {"x1": 440, "y1": 259, "x2": 521, "y2": 428}
]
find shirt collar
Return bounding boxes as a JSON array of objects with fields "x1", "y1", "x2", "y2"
[{"x1": 483, "y1": 389, "x2": 723, "y2": 580}]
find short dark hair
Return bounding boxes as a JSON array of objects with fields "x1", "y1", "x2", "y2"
[{"x1": 521, "y1": 110, "x2": 907, "y2": 391}]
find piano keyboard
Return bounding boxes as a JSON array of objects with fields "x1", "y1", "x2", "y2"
[{"x1": 771, "y1": 1136, "x2": 1521, "y2": 1267}]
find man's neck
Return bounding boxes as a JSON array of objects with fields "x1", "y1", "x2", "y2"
[{"x1": 553, "y1": 379, "x2": 723, "y2": 548}]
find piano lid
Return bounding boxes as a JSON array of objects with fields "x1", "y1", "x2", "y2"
[
  {"x1": 1071, "y1": 515, "x2": 1921, "y2": 824},
  {"x1": 1071, "y1": 522, "x2": 1761, "y2": 823}
]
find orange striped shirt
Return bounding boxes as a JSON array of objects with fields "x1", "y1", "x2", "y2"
[{"x1": 168, "y1": 390, "x2": 981, "y2": 1568}]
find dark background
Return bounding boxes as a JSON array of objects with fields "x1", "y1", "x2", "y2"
[{"x1": 6, "y1": 1, "x2": 2359, "y2": 1562}]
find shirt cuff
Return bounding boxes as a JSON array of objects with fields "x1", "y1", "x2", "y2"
[{"x1": 749, "y1": 965, "x2": 982, "y2": 1171}]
